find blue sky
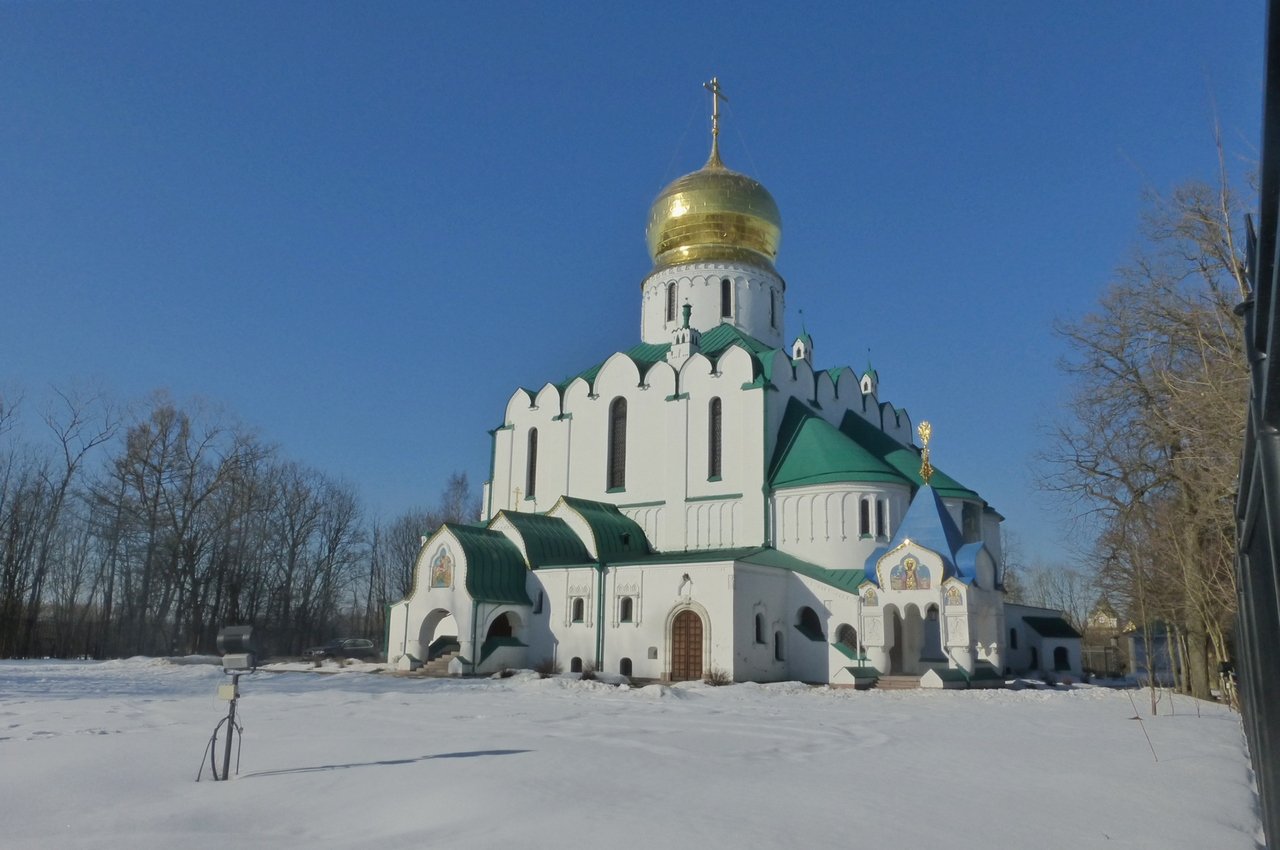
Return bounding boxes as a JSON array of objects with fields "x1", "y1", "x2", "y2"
[{"x1": 0, "y1": 2, "x2": 1266, "y2": 566}]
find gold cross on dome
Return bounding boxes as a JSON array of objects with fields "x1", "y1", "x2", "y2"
[{"x1": 703, "y1": 77, "x2": 729, "y2": 162}]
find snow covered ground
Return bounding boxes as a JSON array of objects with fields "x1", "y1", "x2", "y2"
[{"x1": 0, "y1": 658, "x2": 1260, "y2": 849}]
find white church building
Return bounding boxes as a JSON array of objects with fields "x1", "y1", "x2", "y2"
[{"x1": 386, "y1": 82, "x2": 1073, "y2": 687}]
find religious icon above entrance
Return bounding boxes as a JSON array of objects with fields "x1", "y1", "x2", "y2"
[{"x1": 430, "y1": 546, "x2": 453, "y2": 588}]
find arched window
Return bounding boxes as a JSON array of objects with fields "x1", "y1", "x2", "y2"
[
  {"x1": 570, "y1": 657, "x2": 583, "y2": 673},
  {"x1": 875, "y1": 499, "x2": 886, "y2": 538},
  {"x1": 754, "y1": 613, "x2": 766, "y2": 644},
  {"x1": 666, "y1": 282, "x2": 676, "y2": 323},
  {"x1": 525, "y1": 428, "x2": 538, "y2": 499},
  {"x1": 796, "y1": 606, "x2": 824, "y2": 641},
  {"x1": 773, "y1": 631, "x2": 785, "y2": 661},
  {"x1": 1009, "y1": 628, "x2": 1019, "y2": 650},
  {"x1": 835, "y1": 624, "x2": 858, "y2": 653},
  {"x1": 708, "y1": 397, "x2": 722, "y2": 479},
  {"x1": 572, "y1": 597, "x2": 585, "y2": 623},
  {"x1": 619, "y1": 657, "x2": 633, "y2": 677},
  {"x1": 859, "y1": 499, "x2": 871, "y2": 536},
  {"x1": 720, "y1": 278, "x2": 732, "y2": 318},
  {"x1": 607, "y1": 397, "x2": 627, "y2": 490},
  {"x1": 619, "y1": 596, "x2": 634, "y2": 623}
]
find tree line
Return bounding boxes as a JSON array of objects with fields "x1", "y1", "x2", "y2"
[
  {"x1": 0, "y1": 390, "x2": 473, "y2": 659},
  {"x1": 1044, "y1": 148, "x2": 1250, "y2": 700}
]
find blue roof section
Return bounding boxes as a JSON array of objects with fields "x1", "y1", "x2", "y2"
[
  {"x1": 864, "y1": 485, "x2": 965, "y2": 584},
  {"x1": 955, "y1": 541, "x2": 988, "y2": 585}
]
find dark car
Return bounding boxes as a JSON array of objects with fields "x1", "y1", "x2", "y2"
[{"x1": 303, "y1": 638, "x2": 379, "y2": 660}]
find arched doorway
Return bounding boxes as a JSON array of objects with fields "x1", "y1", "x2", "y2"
[
  {"x1": 419, "y1": 609, "x2": 459, "y2": 660},
  {"x1": 670, "y1": 609, "x2": 704, "y2": 681},
  {"x1": 485, "y1": 611, "x2": 519, "y2": 640},
  {"x1": 886, "y1": 606, "x2": 904, "y2": 673}
]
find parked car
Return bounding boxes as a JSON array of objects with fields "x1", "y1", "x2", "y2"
[{"x1": 303, "y1": 638, "x2": 378, "y2": 660}]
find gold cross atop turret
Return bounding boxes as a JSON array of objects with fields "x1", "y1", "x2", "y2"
[
  {"x1": 917, "y1": 421, "x2": 934, "y2": 486},
  {"x1": 703, "y1": 76, "x2": 728, "y2": 166}
]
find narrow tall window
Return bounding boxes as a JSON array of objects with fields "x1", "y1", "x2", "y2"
[
  {"x1": 525, "y1": 428, "x2": 538, "y2": 499},
  {"x1": 572, "y1": 598, "x2": 585, "y2": 623},
  {"x1": 666, "y1": 282, "x2": 676, "y2": 323},
  {"x1": 607, "y1": 397, "x2": 627, "y2": 490},
  {"x1": 859, "y1": 499, "x2": 871, "y2": 536},
  {"x1": 720, "y1": 278, "x2": 732, "y2": 318},
  {"x1": 875, "y1": 498, "x2": 886, "y2": 538},
  {"x1": 619, "y1": 596, "x2": 634, "y2": 623},
  {"x1": 708, "y1": 397, "x2": 722, "y2": 479},
  {"x1": 770, "y1": 291, "x2": 777, "y2": 328}
]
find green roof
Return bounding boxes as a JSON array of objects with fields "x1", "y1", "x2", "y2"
[
  {"x1": 602, "y1": 544, "x2": 865, "y2": 596},
  {"x1": 1023, "y1": 616, "x2": 1082, "y2": 639},
  {"x1": 737, "y1": 547, "x2": 867, "y2": 594},
  {"x1": 837, "y1": 410, "x2": 981, "y2": 501},
  {"x1": 560, "y1": 497, "x2": 650, "y2": 560},
  {"x1": 769, "y1": 397, "x2": 910, "y2": 489},
  {"x1": 444, "y1": 523, "x2": 532, "y2": 605},
  {"x1": 497, "y1": 511, "x2": 593, "y2": 567}
]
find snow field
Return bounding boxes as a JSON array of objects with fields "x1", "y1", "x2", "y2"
[{"x1": 0, "y1": 659, "x2": 1260, "y2": 850}]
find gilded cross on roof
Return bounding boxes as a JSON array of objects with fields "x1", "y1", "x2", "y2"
[
  {"x1": 703, "y1": 77, "x2": 729, "y2": 165},
  {"x1": 917, "y1": 421, "x2": 934, "y2": 486}
]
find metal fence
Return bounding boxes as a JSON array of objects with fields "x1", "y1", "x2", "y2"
[{"x1": 1235, "y1": 4, "x2": 1280, "y2": 846}]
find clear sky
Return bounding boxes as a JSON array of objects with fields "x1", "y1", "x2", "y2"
[{"x1": 0, "y1": 2, "x2": 1266, "y2": 566}]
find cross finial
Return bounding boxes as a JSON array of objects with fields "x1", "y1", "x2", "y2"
[
  {"x1": 917, "y1": 421, "x2": 933, "y2": 486},
  {"x1": 703, "y1": 77, "x2": 729, "y2": 166}
]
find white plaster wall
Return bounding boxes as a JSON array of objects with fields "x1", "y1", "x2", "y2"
[
  {"x1": 732, "y1": 566, "x2": 789, "y2": 681},
  {"x1": 640, "y1": 262, "x2": 786, "y2": 348},
  {"x1": 772, "y1": 483, "x2": 910, "y2": 570}
]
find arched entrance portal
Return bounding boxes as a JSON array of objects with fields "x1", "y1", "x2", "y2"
[
  {"x1": 419, "y1": 608, "x2": 459, "y2": 660},
  {"x1": 670, "y1": 609, "x2": 704, "y2": 681},
  {"x1": 884, "y1": 605, "x2": 927, "y2": 674}
]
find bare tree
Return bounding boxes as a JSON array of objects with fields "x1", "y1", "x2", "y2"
[{"x1": 1044, "y1": 162, "x2": 1248, "y2": 700}]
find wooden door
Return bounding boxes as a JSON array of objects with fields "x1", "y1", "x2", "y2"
[{"x1": 670, "y1": 610, "x2": 704, "y2": 681}]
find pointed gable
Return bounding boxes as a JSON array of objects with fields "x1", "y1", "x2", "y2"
[
  {"x1": 442, "y1": 523, "x2": 532, "y2": 605},
  {"x1": 492, "y1": 511, "x2": 593, "y2": 568}
]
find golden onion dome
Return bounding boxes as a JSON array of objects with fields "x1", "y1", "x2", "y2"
[{"x1": 645, "y1": 146, "x2": 782, "y2": 271}]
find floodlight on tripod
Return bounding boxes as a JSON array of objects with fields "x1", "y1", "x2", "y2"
[{"x1": 197, "y1": 625, "x2": 259, "y2": 782}]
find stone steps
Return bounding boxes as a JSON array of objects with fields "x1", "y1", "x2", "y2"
[
  {"x1": 420, "y1": 650, "x2": 458, "y2": 676},
  {"x1": 875, "y1": 674, "x2": 922, "y2": 690}
]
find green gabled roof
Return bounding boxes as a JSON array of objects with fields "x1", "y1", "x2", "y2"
[
  {"x1": 497, "y1": 511, "x2": 593, "y2": 568},
  {"x1": 837, "y1": 410, "x2": 981, "y2": 501},
  {"x1": 1023, "y1": 615, "x2": 1082, "y2": 639},
  {"x1": 444, "y1": 523, "x2": 532, "y2": 605},
  {"x1": 559, "y1": 497, "x2": 650, "y2": 560},
  {"x1": 769, "y1": 397, "x2": 909, "y2": 489}
]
